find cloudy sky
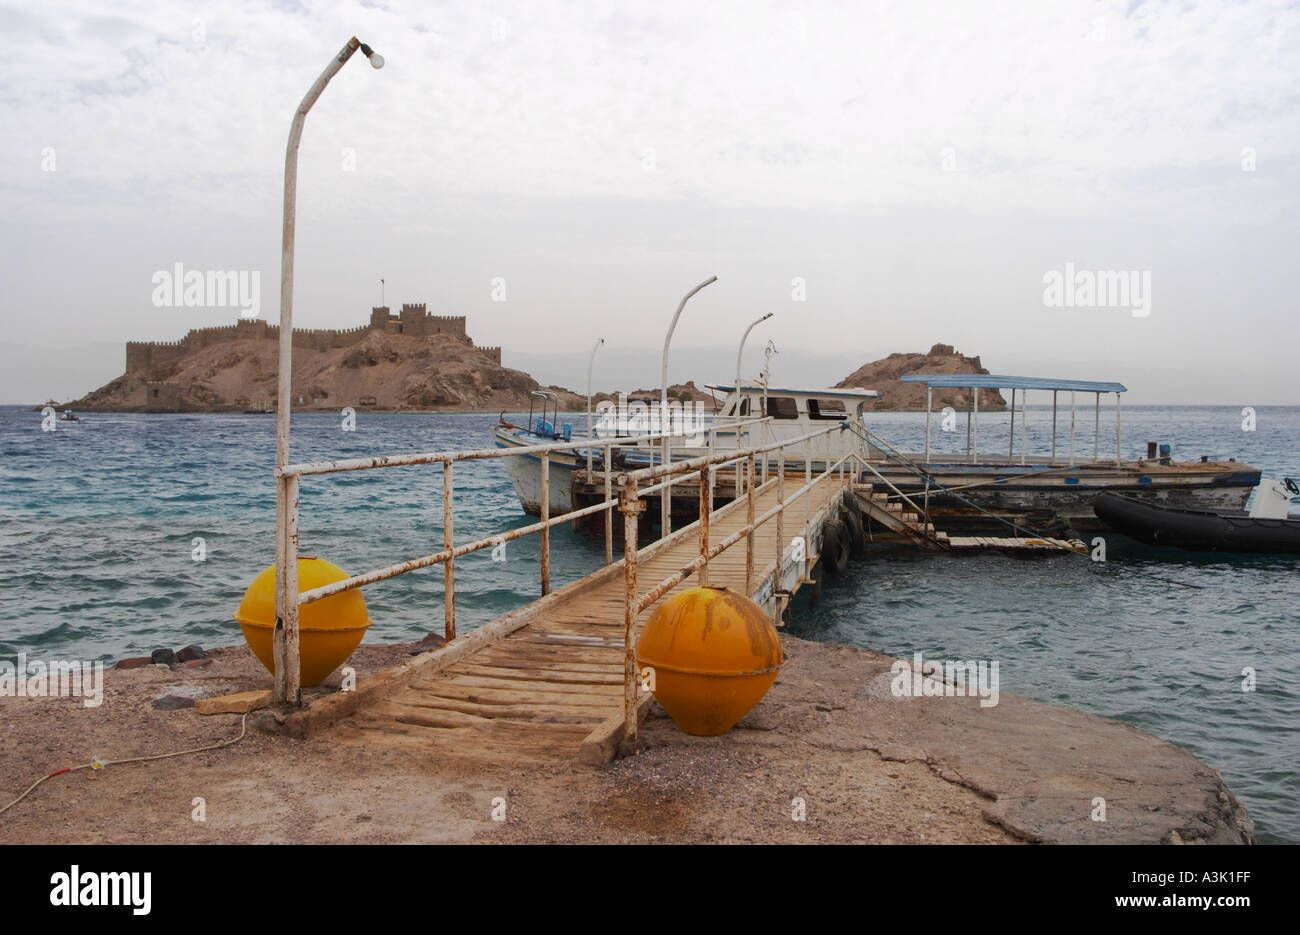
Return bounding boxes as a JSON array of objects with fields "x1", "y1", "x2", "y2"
[{"x1": 1, "y1": 0, "x2": 1296, "y2": 404}]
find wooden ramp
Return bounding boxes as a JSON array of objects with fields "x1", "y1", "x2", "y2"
[
  {"x1": 331, "y1": 472, "x2": 850, "y2": 761},
  {"x1": 945, "y1": 536, "x2": 1085, "y2": 553}
]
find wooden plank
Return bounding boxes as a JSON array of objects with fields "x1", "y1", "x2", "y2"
[
  {"x1": 388, "y1": 693, "x2": 609, "y2": 722},
  {"x1": 454, "y1": 663, "x2": 624, "y2": 685},
  {"x1": 405, "y1": 680, "x2": 620, "y2": 709},
  {"x1": 425, "y1": 673, "x2": 624, "y2": 697},
  {"x1": 370, "y1": 702, "x2": 595, "y2": 737}
]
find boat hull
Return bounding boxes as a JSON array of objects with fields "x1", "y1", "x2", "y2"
[
  {"x1": 493, "y1": 427, "x2": 583, "y2": 515},
  {"x1": 1093, "y1": 493, "x2": 1300, "y2": 554},
  {"x1": 866, "y1": 458, "x2": 1260, "y2": 533}
]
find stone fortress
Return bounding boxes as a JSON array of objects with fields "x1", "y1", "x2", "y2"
[{"x1": 124, "y1": 303, "x2": 502, "y2": 375}]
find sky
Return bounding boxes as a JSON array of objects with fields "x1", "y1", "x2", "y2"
[{"x1": 1, "y1": 0, "x2": 1297, "y2": 405}]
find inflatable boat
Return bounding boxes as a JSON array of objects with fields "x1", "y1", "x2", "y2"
[{"x1": 1093, "y1": 479, "x2": 1300, "y2": 555}]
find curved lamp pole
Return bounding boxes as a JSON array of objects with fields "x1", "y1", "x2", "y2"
[
  {"x1": 274, "y1": 37, "x2": 384, "y2": 707},
  {"x1": 586, "y1": 337, "x2": 603, "y2": 476},
  {"x1": 734, "y1": 312, "x2": 774, "y2": 401},
  {"x1": 734, "y1": 311, "x2": 773, "y2": 450},
  {"x1": 659, "y1": 275, "x2": 717, "y2": 534}
]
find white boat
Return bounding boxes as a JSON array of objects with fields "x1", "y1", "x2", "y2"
[{"x1": 492, "y1": 385, "x2": 881, "y2": 516}]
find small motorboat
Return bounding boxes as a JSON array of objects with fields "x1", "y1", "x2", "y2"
[
  {"x1": 1093, "y1": 479, "x2": 1300, "y2": 554},
  {"x1": 60, "y1": 409, "x2": 80, "y2": 422}
]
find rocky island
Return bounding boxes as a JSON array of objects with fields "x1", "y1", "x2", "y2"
[
  {"x1": 68, "y1": 304, "x2": 588, "y2": 413},
  {"x1": 839, "y1": 343, "x2": 1007, "y2": 411}
]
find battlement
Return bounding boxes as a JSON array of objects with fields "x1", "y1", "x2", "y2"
[
  {"x1": 124, "y1": 303, "x2": 489, "y2": 375},
  {"x1": 479, "y1": 346, "x2": 502, "y2": 365}
]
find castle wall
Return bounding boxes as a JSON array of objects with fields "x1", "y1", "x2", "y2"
[{"x1": 124, "y1": 305, "x2": 483, "y2": 374}]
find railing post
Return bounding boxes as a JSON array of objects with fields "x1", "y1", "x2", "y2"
[
  {"x1": 540, "y1": 451, "x2": 550, "y2": 595},
  {"x1": 604, "y1": 443, "x2": 613, "y2": 565},
  {"x1": 745, "y1": 453, "x2": 755, "y2": 594},
  {"x1": 273, "y1": 472, "x2": 301, "y2": 707},
  {"x1": 826, "y1": 430, "x2": 833, "y2": 512},
  {"x1": 661, "y1": 431, "x2": 671, "y2": 537},
  {"x1": 776, "y1": 444, "x2": 785, "y2": 601},
  {"x1": 804, "y1": 437, "x2": 812, "y2": 536},
  {"x1": 443, "y1": 461, "x2": 455, "y2": 641},
  {"x1": 620, "y1": 477, "x2": 644, "y2": 743},
  {"x1": 698, "y1": 462, "x2": 710, "y2": 587}
]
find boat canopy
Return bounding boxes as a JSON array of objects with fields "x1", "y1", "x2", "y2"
[
  {"x1": 899, "y1": 374, "x2": 1126, "y2": 394},
  {"x1": 898, "y1": 373, "x2": 1127, "y2": 466},
  {"x1": 706, "y1": 383, "x2": 881, "y2": 398}
]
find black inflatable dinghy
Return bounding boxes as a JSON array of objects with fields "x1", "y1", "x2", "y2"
[{"x1": 1093, "y1": 484, "x2": 1300, "y2": 555}]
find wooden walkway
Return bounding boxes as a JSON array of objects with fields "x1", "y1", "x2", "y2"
[{"x1": 329, "y1": 472, "x2": 851, "y2": 761}]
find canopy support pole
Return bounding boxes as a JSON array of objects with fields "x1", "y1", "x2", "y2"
[
  {"x1": 1094, "y1": 392, "x2": 1100, "y2": 460},
  {"x1": 1008, "y1": 388, "x2": 1015, "y2": 458},
  {"x1": 1051, "y1": 390, "x2": 1058, "y2": 462},
  {"x1": 965, "y1": 391, "x2": 972, "y2": 460},
  {"x1": 924, "y1": 386, "x2": 932, "y2": 461},
  {"x1": 1115, "y1": 392, "x2": 1122, "y2": 467},
  {"x1": 1069, "y1": 391, "x2": 1076, "y2": 465},
  {"x1": 1020, "y1": 390, "x2": 1027, "y2": 465}
]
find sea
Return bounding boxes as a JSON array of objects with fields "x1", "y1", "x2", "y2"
[{"x1": 1, "y1": 404, "x2": 1296, "y2": 843}]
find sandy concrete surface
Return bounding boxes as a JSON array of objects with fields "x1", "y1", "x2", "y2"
[{"x1": 0, "y1": 637, "x2": 1254, "y2": 844}]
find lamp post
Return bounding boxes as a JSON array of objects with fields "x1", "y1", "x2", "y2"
[
  {"x1": 734, "y1": 311, "x2": 774, "y2": 413},
  {"x1": 273, "y1": 37, "x2": 384, "y2": 707},
  {"x1": 659, "y1": 276, "x2": 717, "y2": 534},
  {"x1": 586, "y1": 337, "x2": 603, "y2": 476}
]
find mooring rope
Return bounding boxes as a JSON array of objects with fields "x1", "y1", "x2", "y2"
[{"x1": 0, "y1": 711, "x2": 252, "y2": 818}]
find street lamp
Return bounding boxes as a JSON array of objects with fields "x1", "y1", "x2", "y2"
[
  {"x1": 734, "y1": 312, "x2": 774, "y2": 404},
  {"x1": 586, "y1": 337, "x2": 603, "y2": 476},
  {"x1": 274, "y1": 37, "x2": 384, "y2": 707},
  {"x1": 659, "y1": 275, "x2": 717, "y2": 534}
]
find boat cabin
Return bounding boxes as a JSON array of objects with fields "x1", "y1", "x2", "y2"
[{"x1": 702, "y1": 383, "x2": 880, "y2": 456}]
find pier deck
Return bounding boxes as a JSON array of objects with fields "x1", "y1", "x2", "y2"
[{"x1": 327, "y1": 472, "x2": 850, "y2": 761}]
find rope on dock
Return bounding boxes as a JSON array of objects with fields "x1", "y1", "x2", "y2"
[{"x1": 0, "y1": 711, "x2": 252, "y2": 818}]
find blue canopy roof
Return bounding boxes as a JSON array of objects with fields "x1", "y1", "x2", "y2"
[{"x1": 899, "y1": 374, "x2": 1126, "y2": 393}]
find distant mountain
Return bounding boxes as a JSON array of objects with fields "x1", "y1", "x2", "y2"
[{"x1": 837, "y1": 344, "x2": 1006, "y2": 411}]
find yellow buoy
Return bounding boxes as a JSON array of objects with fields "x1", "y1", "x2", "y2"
[
  {"x1": 232, "y1": 556, "x2": 371, "y2": 687},
  {"x1": 635, "y1": 585, "x2": 783, "y2": 736}
]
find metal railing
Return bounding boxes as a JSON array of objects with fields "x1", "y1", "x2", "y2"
[{"x1": 269, "y1": 413, "x2": 799, "y2": 705}]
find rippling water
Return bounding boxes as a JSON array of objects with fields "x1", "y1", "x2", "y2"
[{"x1": 1, "y1": 404, "x2": 1296, "y2": 842}]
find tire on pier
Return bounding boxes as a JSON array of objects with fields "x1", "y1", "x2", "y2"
[
  {"x1": 822, "y1": 518, "x2": 850, "y2": 576},
  {"x1": 839, "y1": 491, "x2": 866, "y2": 558}
]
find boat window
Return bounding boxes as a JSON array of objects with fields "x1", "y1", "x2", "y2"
[
  {"x1": 737, "y1": 397, "x2": 750, "y2": 417},
  {"x1": 764, "y1": 396, "x2": 799, "y2": 420},
  {"x1": 808, "y1": 398, "x2": 847, "y2": 420}
]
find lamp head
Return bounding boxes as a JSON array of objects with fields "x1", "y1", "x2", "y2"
[{"x1": 359, "y1": 43, "x2": 384, "y2": 69}]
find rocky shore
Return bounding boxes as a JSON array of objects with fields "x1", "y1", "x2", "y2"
[{"x1": 0, "y1": 636, "x2": 1254, "y2": 844}]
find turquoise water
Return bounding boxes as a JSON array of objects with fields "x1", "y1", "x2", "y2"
[{"x1": 1, "y1": 405, "x2": 1296, "y2": 842}]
